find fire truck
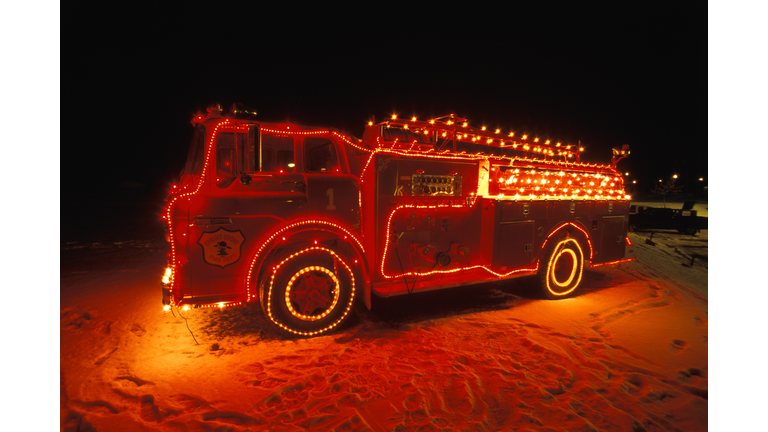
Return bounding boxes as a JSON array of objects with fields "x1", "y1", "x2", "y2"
[{"x1": 161, "y1": 103, "x2": 635, "y2": 336}]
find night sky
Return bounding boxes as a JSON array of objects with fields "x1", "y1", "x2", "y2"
[{"x1": 63, "y1": 5, "x2": 706, "y2": 202}]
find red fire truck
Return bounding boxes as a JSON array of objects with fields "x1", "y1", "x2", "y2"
[{"x1": 162, "y1": 103, "x2": 635, "y2": 336}]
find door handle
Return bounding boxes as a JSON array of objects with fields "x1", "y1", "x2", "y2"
[{"x1": 281, "y1": 181, "x2": 305, "y2": 190}]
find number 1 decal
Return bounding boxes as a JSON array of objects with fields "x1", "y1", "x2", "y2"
[{"x1": 326, "y1": 188, "x2": 336, "y2": 210}]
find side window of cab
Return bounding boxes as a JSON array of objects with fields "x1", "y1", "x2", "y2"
[
  {"x1": 303, "y1": 137, "x2": 338, "y2": 173},
  {"x1": 216, "y1": 129, "x2": 296, "y2": 187},
  {"x1": 260, "y1": 134, "x2": 295, "y2": 173}
]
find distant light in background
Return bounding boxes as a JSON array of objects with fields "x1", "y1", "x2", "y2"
[
  {"x1": 625, "y1": 172, "x2": 629, "y2": 176},
  {"x1": 673, "y1": 174, "x2": 678, "y2": 179},
  {"x1": 633, "y1": 180, "x2": 637, "y2": 184},
  {"x1": 699, "y1": 177, "x2": 704, "y2": 181}
]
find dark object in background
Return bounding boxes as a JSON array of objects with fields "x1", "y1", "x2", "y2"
[{"x1": 629, "y1": 204, "x2": 700, "y2": 235}]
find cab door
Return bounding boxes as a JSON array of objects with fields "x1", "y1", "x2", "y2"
[
  {"x1": 188, "y1": 128, "x2": 307, "y2": 302},
  {"x1": 301, "y1": 136, "x2": 361, "y2": 230}
]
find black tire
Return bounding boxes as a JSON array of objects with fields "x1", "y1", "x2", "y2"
[
  {"x1": 538, "y1": 235, "x2": 586, "y2": 300},
  {"x1": 261, "y1": 247, "x2": 356, "y2": 336},
  {"x1": 684, "y1": 226, "x2": 697, "y2": 235}
]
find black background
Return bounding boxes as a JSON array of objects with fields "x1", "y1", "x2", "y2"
[{"x1": 64, "y1": 5, "x2": 706, "y2": 204}]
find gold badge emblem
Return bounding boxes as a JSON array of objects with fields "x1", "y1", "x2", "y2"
[{"x1": 198, "y1": 228, "x2": 245, "y2": 268}]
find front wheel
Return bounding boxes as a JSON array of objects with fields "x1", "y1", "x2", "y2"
[
  {"x1": 538, "y1": 236, "x2": 585, "y2": 300},
  {"x1": 261, "y1": 246, "x2": 356, "y2": 336}
]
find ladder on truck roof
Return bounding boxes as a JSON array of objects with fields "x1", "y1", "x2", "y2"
[
  {"x1": 375, "y1": 114, "x2": 584, "y2": 163},
  {"x1": 376, "y1": 114, "x2": 584, "y2": 162}
]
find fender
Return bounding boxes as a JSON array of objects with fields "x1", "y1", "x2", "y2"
[
  {"x1": 244, "y1": 219, "x2": 371, "y2": 309},
  {"x1": 538, "y1": 221, "x2": 594, "y2": 268}
]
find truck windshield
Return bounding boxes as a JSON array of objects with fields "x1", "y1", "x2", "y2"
[{"x1": 181, "y1": 125, "x2": 206, "y2": 178}]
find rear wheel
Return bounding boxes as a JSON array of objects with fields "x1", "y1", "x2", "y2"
[
  {"x1": 538, "y1": 236, "x2": 585, "y2": 300},
  {"x1": 261, "y1": 247, "x2": 356, "y2": 336}
]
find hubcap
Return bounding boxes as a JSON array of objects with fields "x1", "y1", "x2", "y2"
[{"x1": 285, "y1": 266, "x2": 340, "y2": 321}]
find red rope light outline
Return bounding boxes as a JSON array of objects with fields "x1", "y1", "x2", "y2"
[
  {"x1": 380, "y1": 211, "x2": 598, "y2": 283},
  {"x1": 163, "y1": 119, "x2": 228, "y2": 306},
  {"x1": 540, "y1": 222, "x2": 595, "y2": 261},
  {"x1": 244, "y1": 219, "x2": 364, "y2": 303},
  {"x1": 163, "y1": 119, "x2": 630, "y2": 308},
  {"x1": 163, "y1": 121, "x2": 368, "y2": 307}
]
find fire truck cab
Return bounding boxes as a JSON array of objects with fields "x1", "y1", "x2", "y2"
[{"x1": 162, "y1": 104, "x2": 634, "y2": 336}]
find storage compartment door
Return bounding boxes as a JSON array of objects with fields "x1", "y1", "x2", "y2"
[
  {"x1": 599, "y1": 216, "x2": 627, "y2": 263},
  {"x1": 493, "y1": 221, "x2": 535, "y2": 271}
]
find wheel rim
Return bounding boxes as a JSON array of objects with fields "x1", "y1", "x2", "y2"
[
  {"x1": 265, "y1": 246, "x2": 357, "y2": 336},
  {"x1": 552, "y1": 248, "x2": 578, "y2": 288},
  {"x1": 545, "y1": 238, "x2": 584, "y2": 296},
  {"x1": 285, "y1": 266, "x2": 340, "y2": 321}
]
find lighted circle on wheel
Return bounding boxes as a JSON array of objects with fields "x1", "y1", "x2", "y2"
[
  {"x1": 284, "y1": 266, "x2": 341, "y2": 321},
  {"x1": 552, "y1": 248, "x2": 578, "y2": 288}
]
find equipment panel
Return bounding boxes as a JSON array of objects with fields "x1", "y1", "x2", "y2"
[{"x1": 411, "y1": 174, "x2": 462, "y2": 197}]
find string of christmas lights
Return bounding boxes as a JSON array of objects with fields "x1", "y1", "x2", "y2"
[
  {"x1": 163, "y1": 112, "x2": 633, "y2": 315},
  {"x1": 378, "y1": 115, "x2": 584, "y2": 160},
  {"x1": 264, "y1": 246, "x2": 356, "y2": 336},
  {"x1": 379, "y1": 203, "x2": 600, "y2": 282}
]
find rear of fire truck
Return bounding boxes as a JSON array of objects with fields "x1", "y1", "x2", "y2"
[{"x1": 356, "y1": 114, "x2": 634, "y2": 301}]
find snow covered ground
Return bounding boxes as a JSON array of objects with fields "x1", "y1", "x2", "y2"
[{"x1": 58, "y1": 195, "x2": 709, "y2": 431}]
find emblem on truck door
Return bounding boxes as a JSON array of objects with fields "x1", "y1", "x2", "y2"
[{"x1": 198, "y1": 228, "x2": 246, "y2": 268}]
